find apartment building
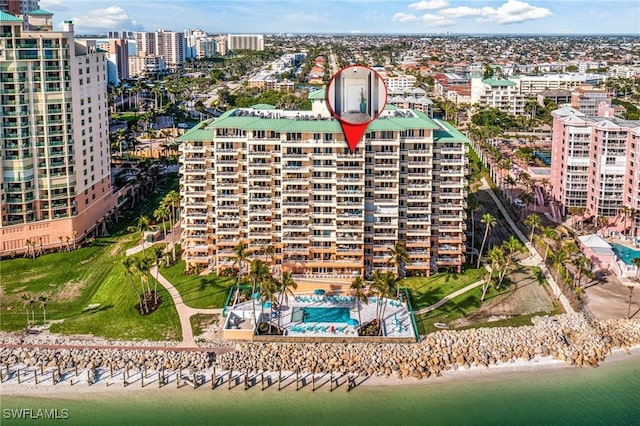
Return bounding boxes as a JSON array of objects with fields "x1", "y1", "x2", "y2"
[
  {"x1": 96, "y1": 38, "x2": 129, "y2": 84},
  {"x1": 550, "y1": 106, "x2": 640, "y2": 233},
  {"x1": 128, "y1": 55, "x2": 166, "y2": 78},
  {"x1": 0, "y1": 11, "x2": 116, "y2": 254},
  {"x1": 470, "y1": 73, "x2": 609, "y2": 116},
  {"x1": 133, "y1": 29, "x2": 185, "y2": 71},
  {"x1": 227, "y1": 34, "x2": 264, "y2": 51},
  {"x1": 570, "y1": 86, "x2": 611, "y2": 117},
  {"x1": 177, "y1": 94, "x2": 469, "y2": 279}
]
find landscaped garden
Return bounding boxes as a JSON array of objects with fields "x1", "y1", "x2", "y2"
[{"x1": 160, "y1": 260, "x2": 235, "y2": 309}]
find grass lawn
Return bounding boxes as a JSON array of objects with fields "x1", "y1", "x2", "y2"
[
  {"x1": 190, "y1": 314, "x2": 218, "y2": 337},
  {"x1": 160, "y1": 261, "x2": 234, "y2": 309},
  {"x1": 111, "y1": 112, "x2": 140, "y2": 124},
  {"x1": 399, "y1": 266, "x2": 485, "y2": 311},
  {"x1": 0, "y1": 177, "x2": 182, "y2": 341}
]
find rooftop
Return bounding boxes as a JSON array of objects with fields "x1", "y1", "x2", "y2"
[{"x1": 0, "y1": 11, "x2": 23, "y2": 22}]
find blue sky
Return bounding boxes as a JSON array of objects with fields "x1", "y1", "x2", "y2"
[{"x1": 39, "y1": 0, "x2": 640, "y2": 34}]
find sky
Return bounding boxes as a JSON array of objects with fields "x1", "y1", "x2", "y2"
[{"x1": 38, "y1": 0, "x2": 640, "y2": 35}]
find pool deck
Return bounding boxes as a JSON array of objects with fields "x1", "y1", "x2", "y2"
[{"x1": 225, "y1": 292, "x2": 416, "y2": 340}]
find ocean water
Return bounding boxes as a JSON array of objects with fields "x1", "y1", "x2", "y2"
[{"x1": 2, "y1": 356, "x2": 639, "y2": 426}]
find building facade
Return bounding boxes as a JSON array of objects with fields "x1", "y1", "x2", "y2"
[
  {"x1": 133, "y1": 29, "x2": 185, "y2": 71},
  {"x1": 0, "y1": 11, "x2": 116, "y2": 254},
  {"x1": 227, "y1": 34, "x2": 264, "y2": 51},
  {"x1": 177, "y1": 96, "x2": 468, "y2": 279},
  {"x1": 550, "y1": 106, "x2": 640, "y2": 234}
]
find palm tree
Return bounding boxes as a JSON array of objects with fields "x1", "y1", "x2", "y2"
[
  {"x1": 248, "y1": 259, "x2": 270, "y2": 322},
  {"x1": 163, "y1": 190, "x2": 181, "y2": 262},
  {"x1": 260, "y1": 276, "x2": 278, "y2": 333},
  {"x1": 152, "y1": 245, "x2": 165, "y2": 304},
  {"x1": 232, "y1": 241, "x2": 249, "y2": 305},
  {"x1": 350, "y1": 275, "x2": 368, "y2": 327},
  {"x1": 482, "y1": 246, "x2": 504, "y2": 301},
  {"x1": 498, "y1": 236, "x2": 525, "y2": 287},
  {"x1": 38, "y1": 295, "x2": 48, "y2": 325},
  {"x1": 467, "y1": 195, "x2": 480, "y2": 263},
  {"x1": 372, "y1": 271, "x2": 396, "y2": 336},
  {"x1": 477, "y1": 213, "x2": 497, "y2": 268},
  {"x1": 632, "y1": 257, "x2": 640, "y2": 282},
  {"x1": 21, "y1": 293, "x2": 35, "y2": 326},
  {"x1": 127, "y1": 215, "x2": 151, "y2": 257},
  {"x1": 572, "y1": 255, "x2": 593, "y2": 289},
  {"x1": 550, "y1": 249, "x2": 569, "y2": 286},
  {"x1": 525, "y1": 213, "x2": 541, "y2": 243},
  {"x1": 619, "y1": 205, "x2": 629, "y2": 236},
  {"x1": 276, "y1": 271, "x2": 297, "y2": 330},
  {"x1": 626, "y1": 207, "x2": 637, "y2": 239},
  {"x1": 387, "y1": 240, "x2": 411, "y2": 279},
  {"x1": 123, "y1": 256, "x2": 145, "y2": 313},
  {"x1": 541, "y1": 226, "x2": 559, "y2": 261},
  {"x1": 154, "y1": 205, "x2": 170, "y2": 242},
  {"x1": 628, "y1": 286, "x2": 635, "y2": 319}
]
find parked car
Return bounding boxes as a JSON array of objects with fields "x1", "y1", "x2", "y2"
[{"x1": 513, "y1": 198, "x2": 525, "y2": 208}]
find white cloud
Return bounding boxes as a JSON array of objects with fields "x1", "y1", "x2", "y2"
[
  {"x1": 422, "y1": 13, "x2": 455, "y2": 26},
  {"x1": 439, "y1": 6, "x2": 482, "y2": 19},
  {"x1": 39, "y1": 0, "x2": 68, "y2": 12},
  {"x1": 392, "y1": 12, "x2": 420, "y2": 23},
  {"x1": 72, "y1": 6, "x2": 140, "y2": 31},
  {"x1": 408, "y1": 0, "x2": 449, "y2": 11},
  {"x1": 479, "y1": 0, "x2": 552, "y2": 24}
]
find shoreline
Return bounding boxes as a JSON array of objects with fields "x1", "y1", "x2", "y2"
[
  {"x1": 2, "y1": 313, "x2": 639, "y2": 397},
  {"x1": 2, "y1": 346, "x2": 638, "y2": 397}
]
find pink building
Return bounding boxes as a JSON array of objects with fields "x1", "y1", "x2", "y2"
[{"x1": 550, "y1": 105, "x2": 640, "y2": 237}]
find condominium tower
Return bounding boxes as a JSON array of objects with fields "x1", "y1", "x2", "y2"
[
  {"x1": 550, "y1": 105, "x2": 640, "y2": 234},
  {"x1": 227, "y1": 34, "x2": 264, "y2": 51},
  {"x1": 177, "y1": 92, "x2": 469, "y2": 279},
  {"x1": 0, "y1": 10, "x2": 115, "y2": 254}
]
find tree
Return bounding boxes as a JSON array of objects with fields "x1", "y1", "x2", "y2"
[
  {"x1": 123, "y1": 256, "x2": 146, "y2": 314},
  {"x1": 477, "y1": 213, "x2": 497, "y2": 268},
  {"x1": 153, "y1": 205, "x2": 170, "y2": 242},
  {"x1": 627, "y1": 286, "x2": 635, "y2": 319},
  {"x1": 632, "y1": 257, "x2": 640, "y2": 282},
  {"x1": 541, "y1": 226, "x2": 559, "y2": 261},
  {"x1": 387, "y1": 240, "x2": 411, "y2": 279},
  {"x1": 152, "y1": 245, "x2": 165, "y2": 304},
  {"x1": 498, "y1": 235, "x2": 525, "y2": 287},
  {"x1": 127, "y1": 215, "x2": 151, "y2": 257},
  {"x1": 525, "y1": 213, "x2": 541, "y2": 243},
  {"x1": 626, "y1": 207, "x2": 637, "y2": 239},
  {"x1": 248, "y1": 259, "x2": 270, "y2": 321},
  {"x1": 549, "y1": 249, "x2": 569, "y2": 286},
  {"x1": 232, "y1": 241, "x2": 249, "y2": 305},
  {"x1": 467, "y1": 195, "x2": 481, "y2": 264},
  {"x1": 482, "y1": 246, "x2": 504, "y2": 301},
  {"x1": 38, "y1": 295, "x2": 48, "y2": 325},
  {"x1": 163, "y1": 190, "x2": 181, "y2": 262},
  {"x1": 21, "y1": 293, "x2": 35, "y2": 326},
  {"x1": 572, "y1": 255, "x2": 593, "y2": 288},
  {"x1": 276, "y1": 271, "x2": 297, "y2": 330},
  {"x1": 350, "y1": 275, "x2": 368, "y2": 327},
  {"x1": 372, "y1": 271, "x2": 396, "y2": 335}
]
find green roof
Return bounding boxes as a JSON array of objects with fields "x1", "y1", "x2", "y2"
[
  {"x1": 28, "y1": 8, "x2": 54, "y2": 15},
  {"x1": 176, "y1": 129, "x2": 213, "y2": 142},
  {"x1": 433, "y1": 119, "x2": 470, "y2": 143},
  {"x1": 177, "y1": 108, "x2": 461, "y2": 142},
  {"x1": 308, "y1": 89, "x2": 326, "y2": 100},
  {"x1": 0, "y1": 11, "x2": 23, "y2": 22},
  {"x1": 250, "y1": 104, "x2": 277, "y2": 110},
  {"x1": 482, "y1": 78, "x2": 516, "y2": 87}
]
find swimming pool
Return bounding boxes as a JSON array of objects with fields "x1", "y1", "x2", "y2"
[
  {"x1": 610, "y1": 243, "x2": 640, "y2": 265},
  {"x1": 534, "y1": 150, "x2": 551, "y2": 166},
  {"x1": 292, "y1": 307, "x2": 351, "y2": 323}
]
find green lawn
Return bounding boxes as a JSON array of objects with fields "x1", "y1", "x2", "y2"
[
  {"x1": 399, "y1": 266, "x2": 485, "y2": 311},
  {"x1": 111, "y1": 112, "x2": 140, "y2": 124},
  {"x1": 160, "y1": 260, "x2": 235, "y2": 309},
  {"x1": 0, "y1": 177, "x2": 182, "y2": 341}
]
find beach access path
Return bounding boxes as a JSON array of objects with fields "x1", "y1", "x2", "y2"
[{"x1": 151, "y1": 266, "x2": 223, "y2": 348}]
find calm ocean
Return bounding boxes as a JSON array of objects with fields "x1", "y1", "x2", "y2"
[{"x1": 2, "y1": 355, "x2": 639, "y2": 425}]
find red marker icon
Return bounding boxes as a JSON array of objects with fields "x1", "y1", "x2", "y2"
[{"x1": 326, "y1": 65, "x2": 388, "y2": 152}]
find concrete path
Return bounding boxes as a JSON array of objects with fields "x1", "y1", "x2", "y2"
[
  {"x1": 481, "y1": 178, "x2": 574, "y2": 313},
  {"x1": 151, "y1": 266, "x2": 223, "y2": 348},
  {"x1": 414, "y1": 280, "x2": 485, "y2": 314}
]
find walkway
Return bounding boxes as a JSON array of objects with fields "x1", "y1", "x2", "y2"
[
  {"x1": 481, "y1": 178, "x2": 574, "y2": 313},
  {"x1": 151, "y1": 266, "x2": 223, "y2": 348},
  {"x1": 414, "y1": 280, "x2": 485, "y2": 315}
]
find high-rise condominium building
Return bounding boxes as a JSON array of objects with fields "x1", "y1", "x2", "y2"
[
  {"x1": 550, "y1": 105, "x2": 640, "y2": 234},
  {"x1": 0, "y1": 10, "x2": 116, "y2": 254},
  {"x1": 177, "y1": 92, "x2": 469, "y2": 279},
  {"x1": 133, "y1": 29, "x2": 185, "y2": 71},
  {"x1": 227, "y1": 34, "x2": 263, "y2": 51},
  {"x1": 0, "y1": 0, "x2": 37, "y2": 14}
]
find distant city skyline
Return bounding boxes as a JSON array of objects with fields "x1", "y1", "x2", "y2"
[{"x1": 38, "y1": 0, "x2": 640, "y2": 35}]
